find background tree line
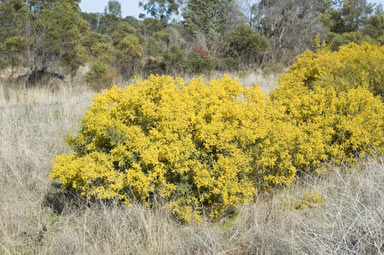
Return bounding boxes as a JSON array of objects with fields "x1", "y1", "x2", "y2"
[{"x1": 1, "y1": 0, "x2": 383, "y2": 87}]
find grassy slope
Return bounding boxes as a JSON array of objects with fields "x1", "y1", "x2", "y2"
[{"x1": 1, "y1": 77, "x2": 384, "y2": 254}]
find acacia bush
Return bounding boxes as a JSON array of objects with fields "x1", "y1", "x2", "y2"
[
  {"x1": 50, "y1": 75, "x2": 314, "y2": 221},
  {"x1": 272, "y1": 42, "x2": 384, "y2": 98},
  {"x1": 271, "y1": 42, "x2": 384, "y2": 172},
  {"x1": 51, "y1": 76, "x2": 247, "y2": 222},
  {"x1": 50, "y1": 43, "x2": 384, "y2": 223},
  {"x1": 276, "y1": 86, "x2": 384, "y2": 173}
]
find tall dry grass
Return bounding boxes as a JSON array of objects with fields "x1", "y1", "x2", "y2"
[
  {"x1": 1, "y1": 77, "x2": 384, "y2": 254},
  {"x1": 188, "y1": 70, "x2": 279, "y2": 94}
]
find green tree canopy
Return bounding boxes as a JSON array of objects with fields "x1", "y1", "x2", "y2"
[
  {"x1": 0, "y1": 0, "x2": 28, "y2": 73},
  {"x1": 105, "y1": 0, "x2": 122, "y2": 18},
  {"x1": 227, "y1": 25, "x2": 268, "y2": 68},
  {"x1": 139, "y1": 0, "x2": 184, "y2": 22},
  {"x1": 32, "y1": 0, "x2": 89, "y2": 76}
]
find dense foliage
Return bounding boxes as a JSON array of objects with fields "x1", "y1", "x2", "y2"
[
  {"x1": 49, "y1": 74, "x2": 310, "y2": 221},
  {"x1": 0, "y1": 0, "x2": 88, "y2": 79},
  {"x1": 50, "y1": 43, "x2": 384, "y2": 222},
  {"x1": 50, "y1": 75, "x2": 259, "y2": 222},
  {"x1": 270, "y1": 42, "x2": 384, "y2": 170},
  {"x1": 271, "y1": 42, "x2": 384, "y2": 98},
  {"x1": 2, "y1": 0, "x2": 384, "y2": 86}
]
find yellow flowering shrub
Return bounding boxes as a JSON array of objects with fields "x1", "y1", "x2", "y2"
[
  {"x1": 50, "y1": 75, "x2": 275, "y2": 222},
  {"x1": 272, "y1": 42, "x2": 384, "y2": 98},
  {"x1": 271, "y1": 43, "x2": 384, "y2": 171},
  {"x1": 238, "y1": 86, "x2": 304, "y2": 190},
  {"x1": 50, "y1": 43, "x2": 384, "y2": 222},
  {"x1": 274, "y1": 86, "x2": 384, "y2": 170}
]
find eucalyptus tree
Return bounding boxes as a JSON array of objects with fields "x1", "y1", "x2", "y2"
[
  {"x1": 139, "y1": 0, "x2": 184, "y2": 22},
  {"x1": 252, "y1": 0, "x2": 328, "y2": 63},
  {"x1": 0, "y1": 0, "x2": 28, "y2": 76},
  {"x1": 30, "y1": 0, "x2": 89, "y2": 77}
]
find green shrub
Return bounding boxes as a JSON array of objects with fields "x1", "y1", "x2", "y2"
[
  {"x1": 326, "y1": 31, "x2": 374, "y2": 51},
  {"x1": 222, "y1": 56, "x2": 240, "y2": 71},
  {"x1": 163, "y1": 45, "x2": 186, "y2": 74},
  {"x1": 227, "y1": 25, "x2": 268, "y2": 67},
  {"x1": 143, "y1": 58, "x2": 166, "y2": 76},
  {"x1": 90, "y1": 42, "x2": 116, "y2": 63},
  {"x1": 84, "y1": 62, "x2": 120, "y2": 90},
  {"x1": 187, "y1": 51, "x2": 215, "y2": 74}
]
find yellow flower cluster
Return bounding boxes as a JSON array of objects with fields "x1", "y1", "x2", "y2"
[
  {"x1": 50, "y1": 75, "x2": 261, "y2": 222},
  {"x1": 272, "y1": 42, "x2": 384, "y2": 97},
  {"x1": 271, "y1": 42, "x2": 384, "y2": 171},
  {"x1": 295, "y1": 191, "x2": 325, "y2": 210},
  {"x1": 50, "y1": 43, "x2": 384, "y2": 222}
]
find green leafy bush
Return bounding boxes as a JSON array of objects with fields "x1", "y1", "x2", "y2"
[
  {"x1": 163, "y1": 45, "x2": 186, "y2": 75},
  {"x1": 187, "y1": 49, "x2": 215, "y2": 74},
  {"x1": 84, "y1": 62, "x2": 120, "y2": 90},
  {"x1": 227, "y1": 25, "x2": 268, "y2": 68},
  {"x1": 326, "y1": 31, "x2": 374, "y2": 51}
]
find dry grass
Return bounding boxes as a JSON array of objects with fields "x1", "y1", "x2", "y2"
[
  {"x1": 1, "y1": 78, "x2": 384, "y2": 254},
  {"x1": 196, "y1": 70, "x2": 279, "y2": 94},
  {"x1": 227, "y1": 70, "x2": 280, "y2": 93},
  {"x1": 208, "y1": 70, "x2": 279, "y2": 93}
]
